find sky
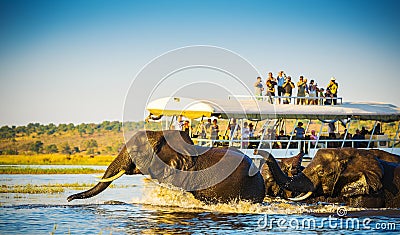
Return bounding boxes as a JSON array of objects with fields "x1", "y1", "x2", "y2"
[{"x1": 0, "y1": 0, "x2": 399, "y2": 126}]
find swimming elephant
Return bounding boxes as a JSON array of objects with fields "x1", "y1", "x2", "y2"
[
  {"x1": 265, "y1": 148, "x2": 400, "y2": 208},
  {"x1": 254, "y1": 149, "x2": 304, "y2": 198},
  {"x1": 67, "y1": 130, "x2": 265, "y2": 203}
]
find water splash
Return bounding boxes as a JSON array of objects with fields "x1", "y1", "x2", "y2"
[{"x1": 130, "y1": 177, "x2": 362, "y2": 215}]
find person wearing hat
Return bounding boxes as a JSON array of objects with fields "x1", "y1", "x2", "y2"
[
  {"x1": 327, "y1": 77, "x2": 339, "y2": 105},
  {"x1": 254, "y1": 76, "x2": 264, "y2": 100}
]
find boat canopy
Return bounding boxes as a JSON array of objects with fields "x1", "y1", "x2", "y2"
[{"x1": 146, "y1": 97, "x2": 400, "y2": 122}]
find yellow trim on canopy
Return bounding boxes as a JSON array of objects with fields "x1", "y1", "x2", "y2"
[{"x1": 146, "y1": 97, "x2": 214, "y2": 119}]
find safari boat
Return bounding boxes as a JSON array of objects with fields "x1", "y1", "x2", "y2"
[{"x1": 145, "y1": 96, "x2": 400, "y2": 165}]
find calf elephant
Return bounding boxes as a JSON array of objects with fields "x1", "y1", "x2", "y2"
[
  {"x1": 68, "y1": 130, "x2": 265, "y2": 203},
  {"x1": 265, "y1": 148, "x2": 400, "y2": 208}
]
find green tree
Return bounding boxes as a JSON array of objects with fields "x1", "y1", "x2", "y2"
[
  {"x1": 45, "y1": 144, "x2": 58, "y2": 153},
  {"x1": 82, "y1": 139, "x2": 98, "y2": 150},
  {"x1": 28, "y1": 141, "x2": 44, "y2": 153},
  {"x1": 60, "y1": 142, "x2": 72, "y2": 155}
]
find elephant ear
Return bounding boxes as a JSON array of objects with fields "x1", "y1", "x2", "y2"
[
  {"x1": 336, "y1": 152, "x2": 383, "y2": 198},
  {"x1": 151, "y1": 131, "x2": 198, "y2": 171}
]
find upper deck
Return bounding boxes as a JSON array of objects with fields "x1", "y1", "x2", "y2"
[{"x1": 145, "y1": 96, "x2": 400, "y2": 161}]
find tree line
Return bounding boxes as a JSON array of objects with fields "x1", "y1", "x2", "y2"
[{"x1": 0, "y1": 121, "x2": 155, "y2": 155}]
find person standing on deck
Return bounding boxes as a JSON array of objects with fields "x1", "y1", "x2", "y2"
[
  {"x1": 308, "y1": 80, "x2": 318, "y2": 105},
  {"x1": 327, "y1": 77, "x2": 338, "y2": 105},
  {"x1": 254, "y1": 77, "x2": 264, "y2": 100},
  {"x1": 211, "y1": 119, "x2": 219, "y2": 146},
  {"x1": 265, "y1": 72, "x2": 277, "y2": 104},
  {"x1": 282, "y1": 76, "x2": 295, "y2": 104},
  {"x1": 296, "y1": 76, "x2": 307, "y2": 105},
  {"x1": 276, "y1": 71, "x2": 286, "y2": 104}
]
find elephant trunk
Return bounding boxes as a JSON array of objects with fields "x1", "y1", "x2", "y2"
[
  {"x1": 67, "y1": 146, "x2": 137, "y2": 202},
  {"x1": 265, "y1": 153, "x2": 315, "y2": 194}
]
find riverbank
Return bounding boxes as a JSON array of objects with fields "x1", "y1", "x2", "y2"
[
  {"x1": 0, "y1": 166, "x2": 105, "y2": 174},
  {"x1": 0, "y1": 154, "x2": 114, "y2": 165}
]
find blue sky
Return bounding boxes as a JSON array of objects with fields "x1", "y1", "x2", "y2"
[{"x1": 0, "y1": 0, "x2": 399, "y2": 125}]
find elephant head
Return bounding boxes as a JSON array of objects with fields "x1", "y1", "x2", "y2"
[
  {"x1": 265, "y1": 148, "x2": 390, "y2": 205},
  {"x1": 67, "y1": 130, "x2": 196, "y2": 202},
  {"x1": 254, "y1": 149, "x2": 304, "y2": 198},
  {"x1": 68, "y1": 130, "x2": 266, "y2": 203}
]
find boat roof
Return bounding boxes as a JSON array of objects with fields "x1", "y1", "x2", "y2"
[{"x1": 146, "y1": 97, "x2": 400, "y2": 122}]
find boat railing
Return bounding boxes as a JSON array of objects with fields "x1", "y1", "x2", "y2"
[
  {"x1": 192, "y1": 137, "x2": 399, "y2": 158},
  {"x1": 228, "y1": 95, "x2": 343, "y2": 105}
]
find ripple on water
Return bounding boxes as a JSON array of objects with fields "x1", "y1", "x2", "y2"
[{"x1": 0, "y1": 174, "x2": 399, "y2": 234}]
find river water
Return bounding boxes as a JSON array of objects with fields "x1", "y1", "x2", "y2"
[{"x1": 0, "y1": 166, "x2": 399, "y2": 234}]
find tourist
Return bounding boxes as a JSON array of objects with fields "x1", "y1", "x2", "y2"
[
  {"x1": 249, "y1": 123, "x2": 255, "y2": 137},
  {"x1": 295, "y1": 122, "x2": 305, "y2": 152},
  {"x1": 174, "y1": 115, "x2": 184, "y2": 130},
  {"x1": 310, "y1": 130, "x2": 319, "y2": 147},
  {"x1": 340, "y1": 129, "x2": 352, "y2": 147},
  {"x1": 282, "y1": 76, "x2": 295, "y2": 104},
  {"x1": 183, "y1": 120, "x2": 191, "y2": 136},
  {"x1": 228, "y1": 118, "x2": 240, "y2": 139},
  {"x1": 295, "y1": 122, "x2": 305, "y2": 139},
  {"x1": 265, "y1": 72, "x2": 277, "y2": 104},
  {"x1": 327, "y1": 77, "x2": 339, "y2": 105},
  {"x1": 211, "y1": 119, "x2": 219, "y2": 145},
  {"x1": 277, "y1": 130, "x2": 288, "y2": 149},
  {"x1": 254, "y1": 76, "x2": 264, "y2": 100},
  {"x1": 296, "y1": 76, "x2": 307, "y2": 105},
  {"x1": 276, "y1": 71, "x2": 286, "y2": 104},
  {"x1": 360, "y1": 126, "x2": 370, "y2": 137},
  {"x1": 371, "y1": 123, "x2": 382, "y2": 135},
  {"x1": 318, "y1": 88, "x2": 325, "y2": 105},
  {"x1": 242, "y1": 122, "x2": 250, "y2": 148},
  {"x1": 352, "y1": 129, "x2": 365, "y2": 148},
  {"x1": 328, "y1": 122, "x2": 336, "y2": 138},
  {"x1": 308, "y1": 80, "x2": 318, "y2": 105}
]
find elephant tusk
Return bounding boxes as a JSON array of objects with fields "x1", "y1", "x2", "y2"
[
  {"x1": 98, "y1": 170, "x2": 126, "y2": 182},
  {"x1": 288, "y1": 191, "x2": 313, "y2": 201}
]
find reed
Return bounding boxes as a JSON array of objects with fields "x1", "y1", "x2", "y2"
[
  {"x1": 0, "y1": 154, "x2": 114, "y2": 165},
  {"x1": 0, "y1": 182, "x2": 130, "y2": 194},
  {"x1": 0, "y1": 167, "x2": 105, "y2": 174}
]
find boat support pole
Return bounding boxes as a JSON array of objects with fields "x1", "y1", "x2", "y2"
[
  {"x1": 270, "y1": 119, "x2": 278, "y2": 151},
  {"x1": 257, "y1": 119, "x2": 271, "y2": 151},
  {"x1": 341, "y1": 118, "x2": 352, "y2": 148},
  {"x1": 285, "y1": 119, "x2": 298, "y2": 156},
  {"x1": 391, "y1": 121, "x2": 400, "y2": 153},
  {"x1": 367, "y1": 120, "x2": 378, "y2": 148},
  {"x1": 169, "y1": 115, "x2": 176, "y2": 130},
  {"x1": 314, "y1": 121, "x2": 325, "y2": 151}
]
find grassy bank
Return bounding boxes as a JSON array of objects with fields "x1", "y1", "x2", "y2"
[
  {"x1": 0, "y1": 182, "x2": 132, "y2": 194},
  {"x1": 0, "y1": 166, "x2": 105, "y2": 174},
  {"x1": 0, "y1": 154, "x2": 114, "y2": 165}
]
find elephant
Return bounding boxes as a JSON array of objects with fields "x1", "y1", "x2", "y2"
[
  {"x1": 264, "y1": 148, "x2": 400, "y2": 208},
  {"x1": 254, "y1": 149, "x2": 304, "y2": 198},
  {"x1": 67, "y1": 130, "x2": 265, "y2": 204}
]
